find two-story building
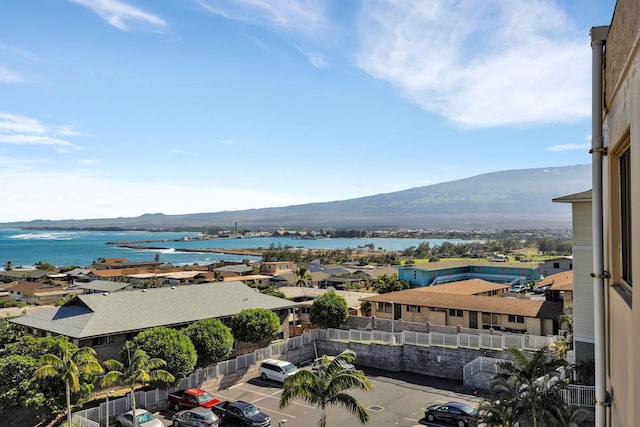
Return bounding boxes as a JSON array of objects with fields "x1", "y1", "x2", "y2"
[
  {"x1": 397, "y1": 261, "x2": 543, "y2": 288},
  {"x1": 361, "y1": 284, "x2": 561, "y2": 335}
]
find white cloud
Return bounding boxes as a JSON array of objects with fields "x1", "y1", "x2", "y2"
[
  {"x1": 0, "y1": 65, "x2": 24, "y2": 83},
  {"x1": 0, "y1": 134, "x2": 77, "y2": 148},
  {"x1": 68, "y1": 0, "x2": 167, "y2": 32},
  {"x1": 0, "y1": 113, "x2": 48, "y2": 134},
  {"x1": 356, "y1": 0, "x2": 590, "y2": 127},
  {"x1": 77, "y1": 159, "x2": 99, "y2": 165},
  {"x1": 0, "y1": 43, "x2": 38, "y2": 61},
  {"x1": 0, "y1": 169, "x2": 312, "y2": 222},
  {"x1": 197, "y1": 0, "x2": 333, "y2": 67},
  {"x1": 547, "y1": 143, "x2": 591, "y2": 151},
  {"x1": 0, "y1": 112, "x2": 82, "y2": 150},
  {"x1": 197, "y1": 0, "x2": 328, "y2": 38}
]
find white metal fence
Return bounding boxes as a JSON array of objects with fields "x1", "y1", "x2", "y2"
[
  {"x1": 463, "y1": 356, "x2": 596, "y2": 408},
  {"x1": 328, "y1": 328, "x2": 557, "y2": 351},
  {"x1": 561, "y1": 384, "x2": 596, "y2": 407}
]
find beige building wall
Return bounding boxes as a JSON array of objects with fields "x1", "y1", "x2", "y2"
[{"x1": 601, "y1": 1, "x2": 640, "y2": 424}]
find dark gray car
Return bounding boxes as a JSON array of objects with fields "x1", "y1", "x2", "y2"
[{"x1": 172, "y1": 406, "x2": 220, "y2": 427}]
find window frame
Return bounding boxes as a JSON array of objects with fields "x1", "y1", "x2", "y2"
[{"x1": 620, "y1": 147, "x2": 632, "y2": 286}]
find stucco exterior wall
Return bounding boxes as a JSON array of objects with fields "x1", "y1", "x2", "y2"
[{"x1": 601, "y1": 1, "x2": 640, "y2": 424}]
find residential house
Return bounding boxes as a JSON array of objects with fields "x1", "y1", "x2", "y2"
[
  {"x1": 78, "y1": 280, "x2": 134, "y2": 294},
  {"x1": 259, "y1": 262, "x2": 296, "y2": 276},
  {"x1": 90, "y1": 258, "x2": 162, "y2": 270},
  {"x1": 7, "y1": 281, "x2": 80, "y2": 304},
  {"x1": 278, "y1": 286, "x2": 374, "y2": 335},
  {"x1": 538, "y1": 256, "x2": 573, "y2": 277},
  {"x1": 539, "y1": 271, "x2": 573, "y2": 315},
  {"x1": 10, "y1": 281, "x2": 300, "y2": 361},
  {"x1": 87, "y1": 268, "x2": 142, "y2": 282},
  {"x1": 0, "y1": 269, "x2": 51, "y2": 282}
]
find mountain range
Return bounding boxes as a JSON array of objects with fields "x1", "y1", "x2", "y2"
[{"x1": 2, "y1": 164, "x2": 592, "y2": 231}]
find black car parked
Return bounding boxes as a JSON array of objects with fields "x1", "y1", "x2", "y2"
[{"x1": 424, "y1": 401, "x2": 476, "y2": 427}]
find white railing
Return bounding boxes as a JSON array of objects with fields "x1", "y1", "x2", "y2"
[
  {"x1": 462, "y1": 356, "x2": 507, "y2": 380},
  {"x1": 561, "y1": 384, "x2": 596, "y2": 407},
  {"x1": 326, "y1": 327, "x2": 556, "y2": 351}
]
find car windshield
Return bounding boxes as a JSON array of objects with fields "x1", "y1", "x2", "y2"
[
  {"x1": 242, "y1": 405, "x2": 260, "y2": 417},
  {"x1": 456, "y1": 403, "x2": 476, "y2": 415},
  {"x1": 203, "y1": 413, "x2": 217, "y2": 422},
  {"x1": 197, "y1": 392, "x2": 214, "y2": 403},
  {"x1": 136, "y1": 412, "x2": 155, "y2": 423},
  {"x1": 282, "y1": 364, "x2": 297, "y2": 374}
]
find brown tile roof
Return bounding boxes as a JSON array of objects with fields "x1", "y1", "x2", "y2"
[
  {"x1": 361, "y1": 289, "x2": 553, "y2": 318},
  {"x1": 415, "y1": 279, "x2": 509, "y2": 295},
  {"x1": 91, "y1": 268, "x2": 141, "y2": 278},
  {"x1": 404, "y1": 260, "x2": 540, "y2": 271},
  {"x1": 540, "y1": 271, "x2": 573, "y2": 291},
  {"x1": 8, "y1": 281, "x2": 56, "y2": 293}
]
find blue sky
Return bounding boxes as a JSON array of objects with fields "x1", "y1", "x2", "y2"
[{"x1": 0, "y1": 0, "x2": 615, "y2": 222}]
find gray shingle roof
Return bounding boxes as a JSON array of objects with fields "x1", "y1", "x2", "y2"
[{"x1": 11, "y1": 281, "x2": 298, "y2": 339}]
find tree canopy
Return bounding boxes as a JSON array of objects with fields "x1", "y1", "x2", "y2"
[
  {"x1": 124, "y1": 326, "x2": 197, "y2": 380},
  {"x1": 373, "y1": 273, "x2": 409, "y2": 294},
  {"x1": 310, "y1": 291, "x2": 348, "y2": 329},
  {"x1": 231, "y1": 308, "x2": 281, "y2": 343},
  {"x1": 33, "y1": 340, "x2": 103, "y2": 427},
  {"x1": 280, "y1": 349, "x2": 374, "y2": 427},
  {"x1": 101, "y1": 348, "x2": 174, "y2": 427},
  {"x1": 183, "y1": 318, "x2": 234, "y2": 367}
]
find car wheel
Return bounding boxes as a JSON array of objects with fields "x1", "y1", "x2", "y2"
[
  {"x1": 427, "y1": 414, "x2": 434, "y2": 422},
  {"x1": 115, "y1": 422, "x2": 122, "y2": 427},
  {"x1": 174, "y1": 403, "x2": 181, "y2": 412},
  {"x1": 173, "y1": 421, "x2": 181, "y2": 427},
  {"x1": 261, "y1": 373, "x2": 268, "y2": 380},
  {"x1": 457, "y1": 421, "x2": 466, "y2": 427}
]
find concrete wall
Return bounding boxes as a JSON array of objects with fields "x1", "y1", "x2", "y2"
[{"x1": 315, "y1": 339, "x2": 513, "y2": 385}]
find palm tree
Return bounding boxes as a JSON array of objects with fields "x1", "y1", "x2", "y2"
[
  {"x1": 280, "y1": 349, "x2": 374, "y2": 427},
  {"x1": 485, "y1": 347, "x2": 570, "y2": 427},
  {"x1": 294, "y1": 267, "x2": 312, "y2": 287},
  {"x1": 33, "y1": 341, "x2": 103, "y2": 427},
  {"x1": 101, "y1": 347, "x2": 175, "y2": 427}
]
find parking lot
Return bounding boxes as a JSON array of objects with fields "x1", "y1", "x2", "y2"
[{"x1": 155, "y1": 366, "x2": 484, "y2": 427}]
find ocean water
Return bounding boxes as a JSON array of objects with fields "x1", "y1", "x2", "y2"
[{"x1": 0, "y1": 229, "x2": 470, "y2": 268}]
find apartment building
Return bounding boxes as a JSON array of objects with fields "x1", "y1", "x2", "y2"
[{"x1": 591, "y1": 1, "x2": 640, "y2": 424}]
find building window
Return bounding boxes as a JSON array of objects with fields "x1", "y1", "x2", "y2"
[
  {"x1": 376, "y1": 302, "x2": 392, "y2": 313},
  {"x1": 406, "y1": 305, "x2": 421, "y2": 313},
  {"x1": 482, "y1": 312, "x2": 500, "y2": 325},
  {"x1": 553, "y1": 262, "x2": 560, "y2": 269},
  {"x1": 449, "y1": 309, "x2": 463, "y2": 317},
  {"x1": 92, "y1": 336, "x2": 115, "y2": 346},
  {"x1": 508, "y1": 315, "x2": 525, "y2": 324},
  {"x1": 621, "y1": 147, "x2": 632, "y2": 286}
]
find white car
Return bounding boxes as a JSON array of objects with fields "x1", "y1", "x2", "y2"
[
  {"x1": 259, "y1": 359, "x2": 298, "y2": 383},
  {"x1": 115, "y1": 409, "x2": 163, "y2": 427}
]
